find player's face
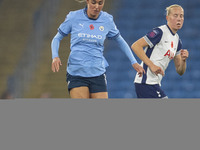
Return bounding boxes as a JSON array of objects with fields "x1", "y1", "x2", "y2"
[
  {"x1": 86, "y1": 0, "x2": 105, "y2": 19},
  {"x1": 167, "y1": 7, "x2": 184, "y2": 33}
]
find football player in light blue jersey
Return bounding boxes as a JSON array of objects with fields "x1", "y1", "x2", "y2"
[
  {"x1": 51, "y1": 0, "x2": 145, "y2": 99},
  {"x1": 131, "y1": 4, "x2": 189, "y2": 98}
]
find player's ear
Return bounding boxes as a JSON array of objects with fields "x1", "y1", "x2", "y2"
[{"x1": 166, "y1": 15, "x2": 168, "y2": 21}]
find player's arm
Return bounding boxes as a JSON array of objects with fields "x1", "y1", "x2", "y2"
[
  {"x1": 114, "y1": 35, "x2": 145, "y2": 77},
  {"x1": 107, "y1": 15, "x2": 144, "y2": 76},
  {"x1": 51, "y1": 12, "x2": 72, "y2": 72},
  {"x1": 174, "y1": 49, "x2": 189, "y2": 76},
  {"x1": 131, "y1": 38, "x2": 164, "y2": 76},
  {"x1": 51, "y1": 32, "x2": 64, "y2": 72}
]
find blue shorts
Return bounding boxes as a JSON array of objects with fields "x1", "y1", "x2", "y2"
[
  {"x1": 135, "y1": 83, "x2": 168, "y2": 98},
  {"x1": 66, "y1": 73, "x2": 107, "y2": 93}
]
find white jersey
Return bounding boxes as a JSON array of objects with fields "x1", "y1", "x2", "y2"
[{"x1": 134, "y1": 25, "x2": 182, "y2": 85}]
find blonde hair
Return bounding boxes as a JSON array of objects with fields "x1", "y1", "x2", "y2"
[{"x1": 166, "y1": 4, "x2": 184, "y2": 16}]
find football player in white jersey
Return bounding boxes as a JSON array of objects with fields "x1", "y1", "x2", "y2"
[{"x1": 131, "y1": 4, "x2": 189, "y2": 98}]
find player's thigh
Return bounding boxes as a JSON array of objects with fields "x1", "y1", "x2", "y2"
[
  {"x1": 90, "y1": 92, "x2": 108, "y2": 99},
  {"x1": 89, "y1": 73, "x2": 107, "y2": 96},
  {"x1": 70, "y1": 86, "x2": 90, "y2": 99}
]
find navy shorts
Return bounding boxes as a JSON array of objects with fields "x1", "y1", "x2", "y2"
[
  {"x1": 135, "y1": 83, "x2": 168, "y2": 98},
  {"x1": 66, "y1": 73, "x2": 107, "y2": 93}
]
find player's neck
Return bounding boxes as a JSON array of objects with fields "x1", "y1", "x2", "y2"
[{"x1": 167, "y1": 24, "x2": 178, "y2": 34}]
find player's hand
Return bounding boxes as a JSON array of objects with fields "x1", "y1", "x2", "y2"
[
  {"x1": 52, "y1": 57, "x2": 62, "y2": 72},
  {"x1": 180, "y1": 49, "x2": 189, "y2": 61},
  {"x1": 132, "y1": 63, "x2": 145, "y2": 77},
  {"x1": 149, "y1": 64, "x2": 164, "y2": 76}
]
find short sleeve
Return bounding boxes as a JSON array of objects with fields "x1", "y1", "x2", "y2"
[
  {"x1": 58, "y1": 12, "x2": 73, "y2": 36},
  {"x1": 176, "y1": 39, "x2": 182, "y2": 55},
  {"x1": 177, "y1": 39, "x2": 182, "y2": 51},
  {"x1": 143, "y1": 28, "x2": 163, "y2": 48}
]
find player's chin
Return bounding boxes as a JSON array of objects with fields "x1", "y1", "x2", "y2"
[{"x1": 176, "y1": 24, "x2": 183, "y2": 29}]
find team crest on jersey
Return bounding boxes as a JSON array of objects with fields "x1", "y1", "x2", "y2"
[
  {"x1": 89, "y1": 24, "x2": 94, "y2": 30},
  {"x1": 99, "y1": 26, "x2": 104, "y2": 31}
]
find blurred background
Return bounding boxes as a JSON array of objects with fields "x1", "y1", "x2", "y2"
[{"x1": 0, "y1": 0, "x2": 199, "y2": 99}]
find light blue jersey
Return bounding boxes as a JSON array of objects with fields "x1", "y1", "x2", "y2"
[{"x1": 52, "y1": 7, "x2": 137, "y2": 77}]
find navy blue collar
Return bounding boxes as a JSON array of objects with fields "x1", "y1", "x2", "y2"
[
  {"x1": 84, "y1": 6, "x2": 101, "y2": 20},
  {"x1": 166, "y1": 25, "x2": 176, "y2": 36}
]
